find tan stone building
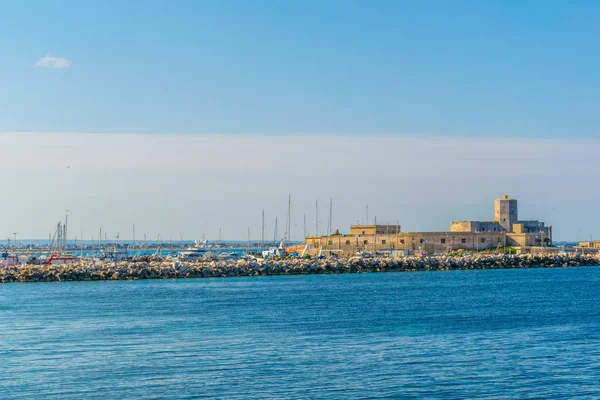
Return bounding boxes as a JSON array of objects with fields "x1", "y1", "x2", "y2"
[
  {"x1": 580, "y1": 240, "x2": 600, "y2": 248},
  {"x1": 306, "y1": 195, "x2": 552, "y2": 255}
]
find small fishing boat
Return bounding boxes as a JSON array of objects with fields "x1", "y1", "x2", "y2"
[
  {"x1": 262, "y1": 239, "x2": 287, "y2": 258},
  {"x1": 97, "y1": 248, "x2": 129, "y2": 262},
  {"x1": 45, "y1": 253, "x2": 78, "y2": 265}
]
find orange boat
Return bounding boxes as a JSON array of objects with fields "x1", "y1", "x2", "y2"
[{"x1": 284, "y1": 244, "x2": 313, "y2": 255}]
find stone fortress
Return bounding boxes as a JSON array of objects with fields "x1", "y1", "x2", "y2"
[{"x1": 306, "y1": 195, "x2": 552, "y2": 255}]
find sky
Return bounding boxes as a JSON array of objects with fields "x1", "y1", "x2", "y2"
[{"x1": 1, "y1": 1, "x2": 599, "y2": 241}]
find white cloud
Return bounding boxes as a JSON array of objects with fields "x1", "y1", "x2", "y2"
[{"x1": 34, "y1": 55, "x2": 72, "y2": 69}]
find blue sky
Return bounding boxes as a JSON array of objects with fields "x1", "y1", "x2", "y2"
[
  {"x1": 1, "y1": 2, "x2": 599, "y2": 241},
  {"x1": 2, "y1": 0, "x2": 599, "y2": 136}
]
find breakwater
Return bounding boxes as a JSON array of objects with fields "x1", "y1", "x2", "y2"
[{"x1": 1, "y1": 253, "x2": 599, "y2": 283}]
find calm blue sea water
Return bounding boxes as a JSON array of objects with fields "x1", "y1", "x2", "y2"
[{"x1": 2, "y1": 267, "x2": 600, "y2": 399}]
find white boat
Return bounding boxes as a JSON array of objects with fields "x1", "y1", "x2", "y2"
[
  {"x1": 97, "y1": 248, "x2": 129, "y2": 262},
  {"x1": 216, "y1": 251, "x2": 240, "y2": 260},
  {"x1": 240, "y1": 253, "x2": 263, "y2": 262},
  {"x1": 178, "y1": 245, "x2": 211, "y2": 261},
  {"x1": 194, "y1": 239, "x2": 209, "y2": 248},
  {"x1": 262, "y1": 239, "x2": 287, "y2": 258},
  {"x1": 45, "y1": 253, "x2": 78, "y2": 265},
  {"x1": 0, "y1": 253, "x2": 20, "y2": 267}
]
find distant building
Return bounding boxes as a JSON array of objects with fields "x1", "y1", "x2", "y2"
[
  {"x1": 350, "y1": 224, "x2": 401, "y2": 236},
  {"x1": 580, "y1": 240, "x2": 600, "y2": 249},
  {"x1": 306, "y1": 195, "x2": 552, "y2": 255}
]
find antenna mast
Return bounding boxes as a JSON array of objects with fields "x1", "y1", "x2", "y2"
[
  {"x1": 303, "y1": 213, "x2": 307, "y2": 238},
  {"x1": 286, "y1": 194, "x2": 291, "y2": 242}
]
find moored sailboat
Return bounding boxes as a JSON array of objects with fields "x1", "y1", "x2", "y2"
[{"x1": 43, "y1": 215, "x2": 79, "y2": 265}]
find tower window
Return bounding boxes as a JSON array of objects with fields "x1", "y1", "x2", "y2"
[{"x1": 441, "y1": 238, "x2": 446, "y2": 244}]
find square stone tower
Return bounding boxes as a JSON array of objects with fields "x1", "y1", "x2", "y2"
[{"x1": 494, "y1": 194, "x2": 518, "y2": 232}]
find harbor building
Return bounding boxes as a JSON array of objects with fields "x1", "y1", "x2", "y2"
[
  {"x1": 306, "y1": 195, "x2": 552, "y2": 255},
  {"x1": 579, "y1": 240, "x2": 600, "y2": 249}
]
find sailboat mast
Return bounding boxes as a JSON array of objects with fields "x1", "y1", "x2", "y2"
[
  {"x1": 64, "y1": 213, "x2": 68, "y2": 254},
  {"x1": 274, "y1": 218, "x2": 278, "y2": 245},
  {"x1": 261, "y1": 210, "x2": 265, "y2": 251},
  {"x1": 315, "y1": 200, "x2": 319, "y2": 237},
  {"x1": 303, "y1": 213, "x2": 306, "y2": 239},
  {"x1": 56, "y1": 222, "x2": 61, "y2": 254},
  {"x1": 327, "y1": 198, "x2": 332, "y2": 236},
  {"x1": 286, "y1": 194, "x2": 291, "y2": 242}
]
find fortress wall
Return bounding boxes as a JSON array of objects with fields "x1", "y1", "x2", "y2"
[
  {"x1": 450, "y1": 221, "x2": 473, "y2": 232},
  {"x1": 451, "y1": 221, "x2": 504, "y2": 232},
  {"x1": 307, "y1": 231, "x2": 508, "y2": 255}
]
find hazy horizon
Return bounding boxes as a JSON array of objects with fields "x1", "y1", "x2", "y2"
[{"x1": 2, "y1": 132, "x2": 598, "y2": 242}]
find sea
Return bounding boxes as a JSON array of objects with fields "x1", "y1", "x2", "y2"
[{"x1": 2, "y1": 266, "x2": 600, "y2": 399}]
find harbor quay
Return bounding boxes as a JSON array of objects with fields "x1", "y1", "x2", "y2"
[{"x1": 1, "y1": 252, "x2": 599, "y2": 283}]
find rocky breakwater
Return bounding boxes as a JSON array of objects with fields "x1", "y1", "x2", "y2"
[{"x1": 1, "y1": 253, "x2": 599, "y2": 283}]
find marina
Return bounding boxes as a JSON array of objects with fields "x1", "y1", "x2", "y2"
[{"x1": 1, "y1": 194, "x2": 598, "y2": 277}]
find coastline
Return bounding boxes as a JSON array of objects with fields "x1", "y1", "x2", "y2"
[{"x1": 1, "y1": 253, "x2": 600, "y2": 283}]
